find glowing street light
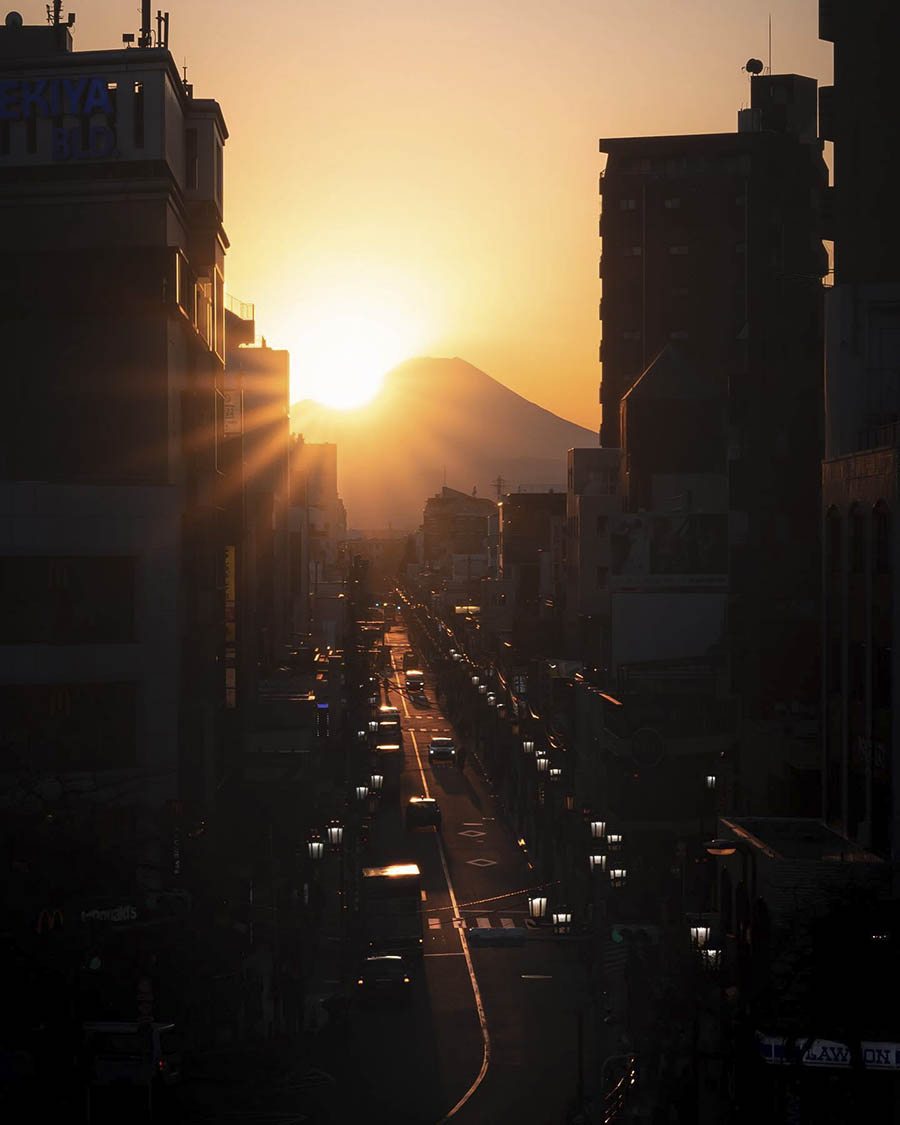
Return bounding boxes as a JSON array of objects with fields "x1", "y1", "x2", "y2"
[
  {"x1": 536, "y1": 754, "x2": 549, "y2": 774},
  {"x1": 705, "y1": 774, "x2": 717, "y2": 790},
  {"x1": 589, "y1": 853, "x2": 607, "y2": 872},
  {"x1": 528, "y1": 895, "x2": 548, "y2": 920},
  {"x1": 552, "y1": 908, "x2": 573, "y2": 935},
  {"x1": 609, "y1": 868, "x2": 627, "y2": 888},
  {"x1": 549, "y1": 767, "x2": 562, "y2": 781},
  {"x1": 355, "y1": 784, "x2": 369, "y2": 802},
  {"x1": 522, "y1": 740, "x2": 535, "y2": 754},
  {"x1": 689, "y1": 922, "x2": 711, "y2": 948},
  {"x1": 326, "y1": 820, "x2": 344, "y2": 849},
  {"x1": 590, "y1": 820, "x2": 607, "y2": 839},
  {"x1": 369, "y1": 772, "x2": 384, "y2": 793},
  {"x1": 308, "y1": 833, "x2": 325, "y2": 861}
]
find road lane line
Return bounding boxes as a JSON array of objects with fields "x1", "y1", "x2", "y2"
[
  {"x1": 424, "y1": 952, "x2": 465, "y2": 958},
  {"x1": 409, "y1": 730, "x2": 430, "y2": 799},
  {"x1": 436, "y1": 833, "x2": 491, "y2": 1124}
]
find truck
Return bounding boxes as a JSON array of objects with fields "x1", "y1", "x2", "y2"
[{"x1": 360, "y1": 863, "x2": 423, "y2": 957}]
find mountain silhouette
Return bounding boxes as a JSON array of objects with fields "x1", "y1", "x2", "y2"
[{"x1": 290, "y1": 357, "x2": 597, "y2": 530}]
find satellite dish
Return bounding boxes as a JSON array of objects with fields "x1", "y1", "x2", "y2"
[
  {"x1": 5, "y1": 11, "x2": 24, "y2": 27},
  {"x1": 745, "y1": 58, "x2": 764, "y2": 75}
]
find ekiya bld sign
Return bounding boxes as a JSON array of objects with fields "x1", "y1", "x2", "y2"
[{"x1": 0, "y1": 75, "x2": 117, "y2": 160}]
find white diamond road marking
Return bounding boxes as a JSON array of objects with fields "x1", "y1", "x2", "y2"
[
  {"x1": 428, "y1": 917, "x2": 441, "y2": 930},
  {"x1": 463, "y1": 822, "x2": 482, "y2": 827},
  {"x1": 476, "y1": 916, "x2": 491, "y2": 929},
  {"x1": 501, "y1": 917, "x2": 515, "y2": 929},
  {"x1": 459, "y1": 829, "x2": 486, "y2": 838},
  {"x1": 466, "y1": 858, "x2": 497, "y2": 868}
]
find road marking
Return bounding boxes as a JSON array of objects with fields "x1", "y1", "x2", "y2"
[
  {"x1": 459, "y1": 829, "x2": 485, "y2": 838},
  {"x1": 501, "y1": 918, "x2": 515, "y2": 929},
  {"x1": 437, "y1": 832, "x2": 491, "y2": 1124},
  {"x1": 424, "y1": 952, "x2": 465, "y2": 958},
  {"x1": 521, "y1": 974, "x2": 553, "y2": 981},
  {"x1": 463, "y1": 822, "x2": 482, "y2": 827},
  {"x1": 466, "y1": 858, "x2": 497, "y2": 867},
  {"x1": 408, "y1": 730, "x2": 430, "y2": 799},
  {"x1": 476, "y1": 916, "x2": 491, "y2": 929}
]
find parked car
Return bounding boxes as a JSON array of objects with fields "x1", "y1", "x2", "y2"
[
  {"x1": 355, "y1": 954, "x2": 412, "y2": 1006},
  {"x1": 406, "y1": 796, "x2": 441, "y2": 830},
  {"x1": 428, "y1": 737, "x2": 456, "y2": 762}
]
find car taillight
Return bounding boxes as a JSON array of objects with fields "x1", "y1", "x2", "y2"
[{"x1": 157, "y1": 1060, "x2": 166, "y2": 1072}]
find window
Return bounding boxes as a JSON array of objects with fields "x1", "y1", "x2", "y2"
[
  {"x1": 133, "y1": 81, "x2": 144, "y2": 148},
  {"x1": 619, "y1": 198, "x2": 637, "y2": 211},
  {"x1": 0, "y1": 682, "x2": 136, "y2": 771},
  {"x1": 663, "y1": 197, "x2": 680, "y2": 209},
  {"x1": 624, "y1": 245, "x2": 643, "y2": 257},
  {"x1": 0, "y1": 557, "x2": 136, "y2": 643},
  {"x1": 185, "y1": 128, "x2": 198, "y2": 189},
  {"x1": 668, "y1": 245, "x2": 689, "y2": 256},
  {"x1": 873, "y1": 503, "x2": 891, "y2": 574},
  {"x1": 849, "y1": 506, "x2": 865, "y2": 574},
  {"x1": 596, "y1": 566, "x2": 609, "y2": 588}
]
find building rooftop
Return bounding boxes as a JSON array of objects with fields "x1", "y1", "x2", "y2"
[{"x1": 721, "y1": 817, "x2": 883, "y2": 863}]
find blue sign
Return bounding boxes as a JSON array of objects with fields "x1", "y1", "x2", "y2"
[{"x1": 0, "y1": 75, "x2": 113, "y2": 120}]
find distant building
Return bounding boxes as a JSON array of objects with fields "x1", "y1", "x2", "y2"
[
  {"x1": 423, "y1": 486, "x2": 496, "y2": 577},
  {"x1": 498, "y1": 492, "x2": 566, "y2": 615},
  {"x1": 819, "y1": 0, "x2": 900, "y2": 861}
]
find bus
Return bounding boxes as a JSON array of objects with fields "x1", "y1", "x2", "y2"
[
  {"x1": 360, "y1": 863, "x2": 423, "y2": 957},
  {"x1": 376, "y1": 704, "x2": 402, "y2": 746}
]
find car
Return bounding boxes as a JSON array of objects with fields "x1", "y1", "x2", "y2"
[
  {"x1": 404, "y1": 669, "x2": 425, "y2": 694},
  {"x1": 428, "y1": 737, "x2": 456, "y2": 762},
  {"x1": 355, "y1": 954, "x2": 412, "y2": 1005},
  {"x1": 406, "y1": 796, "x2": 441, "y2": 830},
  {"x1": 82, "y1": 1021, "x2": 183, "y2": 1088}
]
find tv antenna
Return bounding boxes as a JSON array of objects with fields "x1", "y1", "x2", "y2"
[{"x1": 493, "y1": 475, "x2": 506, "y2": 500}]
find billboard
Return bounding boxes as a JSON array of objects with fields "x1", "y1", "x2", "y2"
[{"x1": 610, "y1": 513, "x2": 727, "y2": 588}]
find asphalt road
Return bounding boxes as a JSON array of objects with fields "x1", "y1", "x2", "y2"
[{"x1": 324, "y1": 619, "x2": 592, "y2": 1125}]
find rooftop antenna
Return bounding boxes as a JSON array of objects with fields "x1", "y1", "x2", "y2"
[
  {"x1": 493, "y1": 475, "x2": 506, "y2": 500},
  {"x1": 156, "y1": 9, "x2": 169, "y2": 49},
  {"x1": 138, "y1": 0, "x2": 152, "y2": 47},
  {"x1": 767, "y1": 13, "x2": 772, "y2": 74}
]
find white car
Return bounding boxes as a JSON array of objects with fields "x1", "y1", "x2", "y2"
[{"x1": 428, "y1": 737, "x2": 456, "y2": 762}]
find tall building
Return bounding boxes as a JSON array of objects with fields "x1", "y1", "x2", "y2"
[
  {"x1": 819, "y1": 0, "x2": 900, "y2": 860},
  {"x1": 599, "y1": 73, "x2": 827, "y2": 812},
  {"x1": 0, "y1": 9, "x2": 232, "y2": 965}
]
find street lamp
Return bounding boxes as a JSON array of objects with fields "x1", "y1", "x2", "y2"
[
  {"x1": 609, "y1": 867, "x2": 627, "y2": 888},
  {"x1": 522, "y1": 740, "x2": 535, "y2": 754},
  {"x1": 589, "y1": 853, "x2": 608, "y2": 873},
  {"x1": 536, "y1": 754, "x2": 549, "y2": 774},
  {"x1": 478, "y1": 683, "x2": 487, "y2": 695},
  {"x1": 368, "y1": 720, "x2": 378, "y2": 733},
  {"x1": 355, "y1": 784, "x2": 370, "y2": 802},
  {"x1": 486, "y1": 692, "x2": 496, "y2": 706},
  {"x1": 471, "y1": 675, "x2": 480, "y2": 687},
  {"x1": 549, "y1": 767, "x2": 562, "y2": 781},
  {"x1": 552, "y1": 908, "x2": 573, "y2": 935},
  {"x1": 590, "y1": 819, "x2": 607, "y2": 839},
  {"x1": 356, "y1": 729, "x2": 367, "y2": 742},
  {"x1": 326, "y1": 820, "x2": 344, "y2": 849},
  {"x1": 369, "y1": 772, "x2": 384, "y2": 793},
  {"x1": 704, "y1": 837, "x2": 759, "y2": 931},
  {"x1": 705, "y1": 774, "x2": 717, "y2": 790},
  {"x1": 308, "y1": 834, "x2": 325, "y2": 861},
  {"x1": 607, "y1": 832, "x2": 624, "y2": 852},
  {"x1": 689, "y1": 921, "x2": 711, "y2": 948},
  {"x1": 700, "y1": 946, "x2": 722, "y2": 970},
  {"x1": 528, "y1": 895, "x2": 548, "y2": 920},
  {"x1": 369, "y1": 695, "x2": 379, "y2": 706}
]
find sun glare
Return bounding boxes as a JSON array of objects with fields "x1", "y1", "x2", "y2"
[{"x1": 287, "y1": 305, "x2": 420, "y2": 409}]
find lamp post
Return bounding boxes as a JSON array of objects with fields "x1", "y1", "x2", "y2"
[
  {"x1": 704, "y1": 837, "x2": 758, "y2": 911},
  {"x1": 528, "y1": 894, "x2": 548, "y2": 921},
  {"x1": 307, "y1": 833, "x2": 325, "y2": 862},
  {"x1": 590, "y1": 819, "x2": 607, "y2": 840}
]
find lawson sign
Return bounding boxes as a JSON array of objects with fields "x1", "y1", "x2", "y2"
[
  {"x1": 757, "y1": 1033, "x2": 900, "y2": 1071},
  {"x1": 0, "y1": 75, "x2": 116, "y2": 160}
]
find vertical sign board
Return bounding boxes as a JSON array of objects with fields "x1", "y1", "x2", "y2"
[
  {"x1": 224, "y1": 545, "x2": 237, "y2": 708},
  {"x1": 223, "y1": 370, "x2": 241, "y2": 435}
]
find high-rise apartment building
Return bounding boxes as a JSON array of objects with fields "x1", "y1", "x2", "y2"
[
  {"x1": 599, "y1": 75, "x2": 827, "y2": 811},
  {"x1": 819, "y1": 0, "x2": 900, "y2": 859}
]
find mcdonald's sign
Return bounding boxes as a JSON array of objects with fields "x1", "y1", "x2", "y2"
[{"x1": 35, "y1": 908, "x2": 64, "y2": 935}]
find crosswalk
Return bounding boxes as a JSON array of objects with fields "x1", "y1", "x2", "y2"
[{"x1": 425, "y1": 913, "x2": 523, "y2": 932}]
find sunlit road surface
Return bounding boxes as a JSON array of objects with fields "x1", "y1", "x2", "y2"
[{"x1": 328, "y1": 619, "x2": 590, "y2": 1125}]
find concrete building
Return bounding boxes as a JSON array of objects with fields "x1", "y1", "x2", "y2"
[
  {"x1": 819, "y1": 0, "x2": 900, "y2": 861},
  {"x1": 498, "y1": 491, "x2": 566, "y2": 620},
  {"x1": 0, "y1": 9, "x2": 233, "y2": 889},
  {"x1": 423, "y1": 486, "x2": 496, "y2": 578},
  {"x1": 599, "y1": 73, "x2": 827, "y2": 813}
]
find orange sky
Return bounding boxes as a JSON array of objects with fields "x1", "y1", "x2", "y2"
[{"x1": 73, "y1": 0, "x2": 832, "y2": 428}]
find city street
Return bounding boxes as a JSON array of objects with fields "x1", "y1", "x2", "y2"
[{"x1": 305, "y1": 618, "x2": 595, "y2": 1124}]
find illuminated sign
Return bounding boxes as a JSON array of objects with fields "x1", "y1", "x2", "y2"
[{"x1": 0, "y1": 75, "x2": 116, "y2": 162}]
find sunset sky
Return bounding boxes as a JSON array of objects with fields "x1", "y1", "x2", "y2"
[{"x1": 75, "y1": 0, "x2": 832, "y2": 427}]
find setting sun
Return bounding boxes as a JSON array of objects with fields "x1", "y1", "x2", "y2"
[{"x1": 285, "y1": 294, "x2": 431, "y2": 409}]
